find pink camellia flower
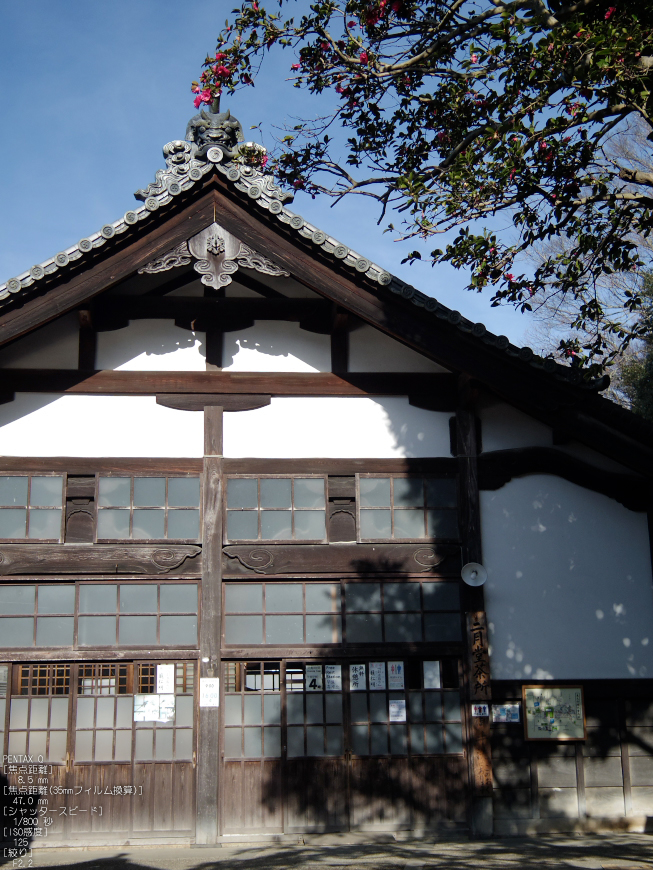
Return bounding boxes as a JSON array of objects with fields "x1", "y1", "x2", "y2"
[
  {"x1": 471, "y1": 53, "x2": 478, "y2": 63},
  {"x1": 360, "y1": 50, "x2": 369, "y2": 63},
  {"x1": 391, "y1": 0, "x2": 402, "y2": 11},
  {"x1": 347, "y1": 20, "x2": 356, "y2": 27},
  {"x1": 605, "y1": 5, "x2": 616, "y2": 18},
  {"x1": 291, "y1": 63, "x2": 301, "y2": 70},
  {"x1": 193, "y1": 88, "x2": 212, "y2": 108},
  {"x1": 214, "y1": 65, "x2": 232, "y2": 78},
  {"x1": 261, "y1": 155, "x2": 268, "y2": 167},
  {"x1": 505, "y1": 273, "x2": 515, "y2": 282},
  {"x1": 215, "y1": 52, "x2": 227, "y2": 61}
]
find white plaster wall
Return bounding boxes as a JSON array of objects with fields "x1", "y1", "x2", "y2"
[
  {"x1": 0, "y1": 394, "x2": 203, "y2": 457},
  {"x1": 348, "y1": 324, "x2": 448, "y2": 373},
  {"x1": 222, "y1": 321, "x2": 331, "y2": 372},
  {"x1": 95, "y1": 320, "x2": 206, "y2": 371},
  {"x1": 479, "y1": 401, "x2": 552, "y2": 451},
  {"x1": 223, "y1": 397, "x2": 452, "y2": 458},
  {"x1": 0, "y1": 314, "x2": 79, "y2": 369},
  {"x1": 481, "y1": 475, "x2": 653, "y2": 680}
]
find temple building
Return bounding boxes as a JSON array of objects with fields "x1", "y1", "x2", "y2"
[{"x1": 0, "y1": 104, "x2": 652, "y2": 846}]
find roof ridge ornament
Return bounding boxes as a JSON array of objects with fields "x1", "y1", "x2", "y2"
[{"x1": 185, "y1": 98, "x2": 245, "y2": 162}]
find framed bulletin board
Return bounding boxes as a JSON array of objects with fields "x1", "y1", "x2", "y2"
[{"x1": 522, "y1": 685, "x2": 586, "y2": 741}]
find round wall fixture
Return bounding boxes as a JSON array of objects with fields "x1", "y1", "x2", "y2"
[{"x1": 461, "y1": 562, "x2": 488, "y2": 587}]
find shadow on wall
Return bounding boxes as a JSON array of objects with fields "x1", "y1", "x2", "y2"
[
  {"x1": 491, "y1": 690, "x2": 653, "y2": 826},
  {"x1": 481, "y1": 475, "x2": 653, "y2": 681},
  {"x1": 0, "y1": 392, "x2": 61, "y2": 430},
  {"x1": 95, "y1": 321, "x2": 206, "y2": 371},
  {"x1": 222, "y1": 322, "x2": 330, "y2": 372}
]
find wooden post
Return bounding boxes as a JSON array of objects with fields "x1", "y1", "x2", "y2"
[
  {"x1": 456, "y1": 377, "x2": 493, "y2": 837},
  {"x1": 196, "y1": 405, "x2": 223, "y2": 844}
]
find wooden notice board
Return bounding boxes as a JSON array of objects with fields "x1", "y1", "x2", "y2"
[{"x1": 522, "y1": 685, "x2": 586, "y2": 741}]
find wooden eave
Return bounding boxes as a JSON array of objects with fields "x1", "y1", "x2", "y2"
[{"x1": 1, "y1": 170, "x2": 652, "y2": 477}]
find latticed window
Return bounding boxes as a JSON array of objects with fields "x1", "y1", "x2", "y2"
[
  {"x1": 97, "y1": 475, "x2": 201, "y2": 541},
  {"x1": 78, "y1": 663, "x2": 128, "y2": 695},
  {"x1": 19, "y1": 664, "x2": 70, "y2": 696},
  {"x1": 225, "y1": 476, "x2": 327, "y2": 542},
  {"x1": 0, "y1": 475, "x2": 64, "y2": 541},
  {"x1": 357, "y1": 475, "x2": 458, "y2": 541}
]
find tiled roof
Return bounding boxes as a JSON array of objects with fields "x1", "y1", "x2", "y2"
[{"x1": 0, "y1": 134, "x2": 606, "y2": 392}]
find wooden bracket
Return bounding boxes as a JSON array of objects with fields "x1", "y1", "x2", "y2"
[{"x1": 156, "y1": 393, "x2": 271, "y2": 412}]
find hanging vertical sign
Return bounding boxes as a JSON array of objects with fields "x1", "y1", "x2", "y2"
[
  {"x1": 369, "y1": 662, "x2": 386, "y2": 691},
  {"x1": 467, "y1": 612, "x2": 491, "y2": 701},
  {"x1": 387, "y1": 661, "x2": 405, "y2": 690},
  {"x1": 305, "y1": 665, "x2": 323, "y2": 691},
  {"x1": 324, "y1": 664, "x2": 342, "y2": 691},
  {"x1": 156, "y1": 664, "x2": 175, "y2": 694},
  {"x1": 349, "y1": 664, "x2": 366, "y2": 691},
  {"x1": 199, "y1": 677, "x2": 220, "y2": 707}
]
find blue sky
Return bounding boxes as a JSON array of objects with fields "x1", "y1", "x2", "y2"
[{"x1": 0, "y1": 0, "x2": 531, "y2": 346}]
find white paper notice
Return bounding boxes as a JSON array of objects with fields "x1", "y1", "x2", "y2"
[
  {"x1": 158, "y1": 694, "x2": 175, "y2": 722},
  {"x1": 387, "y1": 661, "x2": 405, "y2": 690},
  {"x1": 423, "y1": 661, "x2": 441, "y2": 689},
  {"x1": 305, "y1": 665, "x2": 323, "y2": 692},
  {"x1": 369, "y1": 662, "x2": 386, "y2": 691},
  {"x1": 349, "y1": 664, "x2": 366, "y2": 691},
  {"x1": 389, "y1": 699, "x2": 407, "y2": 722},
  {"x1": 325, "y1": 664, "x2": 342, "y2": 691},
  {"x1": 133, "y1": 694, "x2": 160, "y2": 722},
  {"x1": 156, "y1": 663, "x2": 175, "y2": 694},
  {"x1": 199, "y1": 677, "x2": 220, "y2": 708}
]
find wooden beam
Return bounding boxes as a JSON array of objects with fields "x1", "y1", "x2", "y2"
[
  {"x1": 4, "y1": 369, "x2": 457, "y2": 398},
  {"x1": 0, "y1": 457, "x2": 203, "y2": 473},
  {"x1": 478, "y1": 446, "x2": 650, "y2": 511},
  {"x1": 91, "y1": 296, "x2": 332, "y2": 327},
  {"x1": 223, "y1": 542, "x2": 461, "y2": 577},
  {"x1": 196, "y1": 405, "x2": 223, "y2": 844},
  {"x1": 156, "y1": 394, "x2": 270, "y2": 412},
  {"x1": 0, "y1": 544, "x2": 201, "y2": 576}
]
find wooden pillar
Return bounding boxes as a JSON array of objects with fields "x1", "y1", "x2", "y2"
[
  {"x1": 78, "y1": 310, "x2": 97, "y2": 370},
  {"x1": 331, "y1": 308, "x2": 349, "y2": 373},
  {"x1": 196, "y1": 405, "x2": 223, "y2": 844},
  {"x1": 456, "y1": 376, "x2": 493, "y2": 837}
]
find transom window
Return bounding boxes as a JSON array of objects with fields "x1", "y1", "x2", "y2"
[
  {"x1": 97, "y1": 476, "x2": 201, "y2": 541},
  {"x1": 0, "y1": 475, "x2": 64, "y2": 541},
  {"x1": 225, "y1": 476, "x2": 327, "y2": 542},
  {"x1": 357, "y1": 476, "x2": 458, "y2": 541},
  {"x1": 224, "y1": 582, "x2": 341, "y2": 645},
  {"x1": 223, "y1": 580, "x2": 461, "y2": 646},
  {"x1": 0, "y1": 582, "x2": 199, "y2": 649}
]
